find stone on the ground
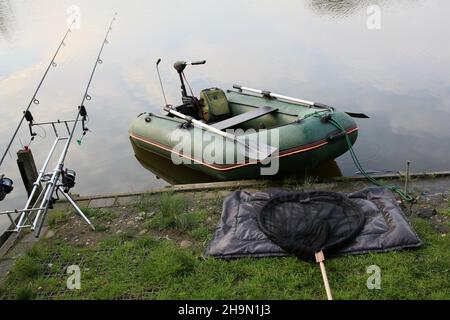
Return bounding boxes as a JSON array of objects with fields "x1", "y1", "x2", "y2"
[
  {"x1": 89, "y1": 198, "x2": 116, "y2": 208},
  {"x1": 138, "y1": 229, "x2": 148, "y2": 235},
  {"x1": 180, "y1": 240, "x2": 193, "y2": 248},
  {"x1": 138, "y1": 212, "x2": 146, "y2": 218},
  {"x1": 45, "y1": 230, "x2": 55, "y2": 239},
  {"x1": 418, "y1": 208, "x2": 438, "y2": 218},
  {"x1": 117, "y1": 196, "x2": 140, "y2": 206}
]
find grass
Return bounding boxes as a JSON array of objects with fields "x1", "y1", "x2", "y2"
[
  {"x1": 140, "y1": 194, "x2": 214, "y2": 244},
  {"x1": 144, "y1": 193, "x2": 186, "y2": 230},
  {"x1": 82, "y1": 207, "x2": 118, "y2": 222},
  {"x1": 210, "y1": 191, "x2": 225, "y2": 210},
  {"x1": 427, "y1": 173, "x2": 437, "y2": 180},
  {"x1": 13, "y1": 256, "x2": 44, "y2": 280},
  {"x1": 188, "y1": 224, "x2": 211, "y2": 242},
  {"x1": 439, "y1": 208, "x2": 450, "y2": 217},
  {"x1": 176, "y1": 210, "x2": 208, "y2": 232},
  {"x1": 0, "y1": 214, "x2": 448, "y2": 300},
  {"x1": 81, "y1": 208, "x2": 118, "y2": 231},
  {"x1": 281, "y1": 176, "x2": 323, "y2": 191},
  {"x1": 15, "y1": 286, "x2": 36, "y2": 300},
  {"x1": 135, "y1": 194, "x2": 159, "y2": 213},
  {"x1": 1, "y1": 189, "x2": 449, "y2": 300},
  {"x1": 48, "y1": 211, "x2": 67, "y2": 229},
  {"x1": 303, "y1": 175, "x2": 319, "y2": 189}
]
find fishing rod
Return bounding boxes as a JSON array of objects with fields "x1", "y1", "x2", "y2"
[
  {"x1": 0, "y1": 19, "x2": 77, "y2": 170},
  {"x1": 0, "y1": 13, "x2": 118, "y2": 237},
  {"x1": 72, "y1": 12, "x2": 118, "y2": 146},
  {"x1": 33, "y1": 12, "x2": 119, "y2": 237}
]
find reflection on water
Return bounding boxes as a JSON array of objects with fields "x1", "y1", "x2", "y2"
[
  {"x1": 309, "y1": 0, "x2": 384, "y2": 17},
  {"x1": 309, "y1": 0, "x2": 422, "y2": 17},
  {"x1": 1, "y1": 0, "x2": 450, "y2": 235},
  {"x1": 132, "y1": 139, "x2": 343, "y2": 185},
  {"x1": 0, "y1": 0, "x2": 13, "y2": 38},
  {"x1": 131, "y1": 138, "x2": 215, "y2": 184}
]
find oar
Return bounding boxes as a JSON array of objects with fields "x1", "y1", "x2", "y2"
[
  {"x1": 233, "y1": 85, "x2": 370, "y2": 119},
  {"x1": 164, "y1": 106, "x2": 278, "y2": 161}
]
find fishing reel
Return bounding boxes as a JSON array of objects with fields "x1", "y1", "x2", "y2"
[
  {"x1": 0, "y1": 175, "x2": 14, "y2": 201},
  {"x1": 61, "y1": 168, "x2": 76, "y2": 193}
]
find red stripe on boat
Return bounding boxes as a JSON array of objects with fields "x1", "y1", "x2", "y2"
[{"x1": 130, "y1": 126, "x2": 358, "y2": 172}]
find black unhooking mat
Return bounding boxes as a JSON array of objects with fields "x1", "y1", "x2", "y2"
[{"x1": 205, "y1": 187, "x2": 422, "y2": 259}]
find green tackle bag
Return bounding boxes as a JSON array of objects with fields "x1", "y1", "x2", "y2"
[{"x1": 199, "y1": 88, "x2": 230, "y2": 122}]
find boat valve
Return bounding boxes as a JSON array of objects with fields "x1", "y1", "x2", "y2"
[{"x1": 326, "y1": 131, "x2": 346, "y2": 143}]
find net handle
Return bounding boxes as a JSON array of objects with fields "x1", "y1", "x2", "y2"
[{"x1": 315, "y1": 250, "x2": 333, "y2": 300}]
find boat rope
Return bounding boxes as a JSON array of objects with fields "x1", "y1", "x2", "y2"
[
  {"x1": 0, "y1": 19, "x2": 76, "y2": 170},
  {"x1": 324, "y1": 114, "x2": 414, "y2": 202}
]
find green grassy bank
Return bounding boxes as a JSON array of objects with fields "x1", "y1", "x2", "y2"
[{"x1": 0, "y1": 190, "x2": 449, "y2": 300}]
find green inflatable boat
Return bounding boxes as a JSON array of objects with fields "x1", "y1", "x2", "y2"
[{"x1": 129, "y1": 60, "x2": 359, "y2": 181}]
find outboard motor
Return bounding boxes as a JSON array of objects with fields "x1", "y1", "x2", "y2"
[{"x1": 173, "y1": 60, "x2": 206, "y2": 118}]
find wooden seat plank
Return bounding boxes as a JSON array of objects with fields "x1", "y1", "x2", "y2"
[{"x1": 211, "y1": 106, "x2": 278, "y2": 130}]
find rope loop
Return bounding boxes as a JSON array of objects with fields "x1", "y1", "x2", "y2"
[{"x1": 327, "y1": 115, "x2": 413, "y2": 202}]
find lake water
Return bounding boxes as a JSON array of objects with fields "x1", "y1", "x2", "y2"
[{"x1": 1, "y1": 0, "x2": 450, "y2": 235}]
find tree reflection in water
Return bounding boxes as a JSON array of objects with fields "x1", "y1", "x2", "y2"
[
  {"x1": 308, "y1": 0, "x2": 419, "y2": 18},
  {"x1": 0, "y1": 0, "x2": 14, "y2": 39}
]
